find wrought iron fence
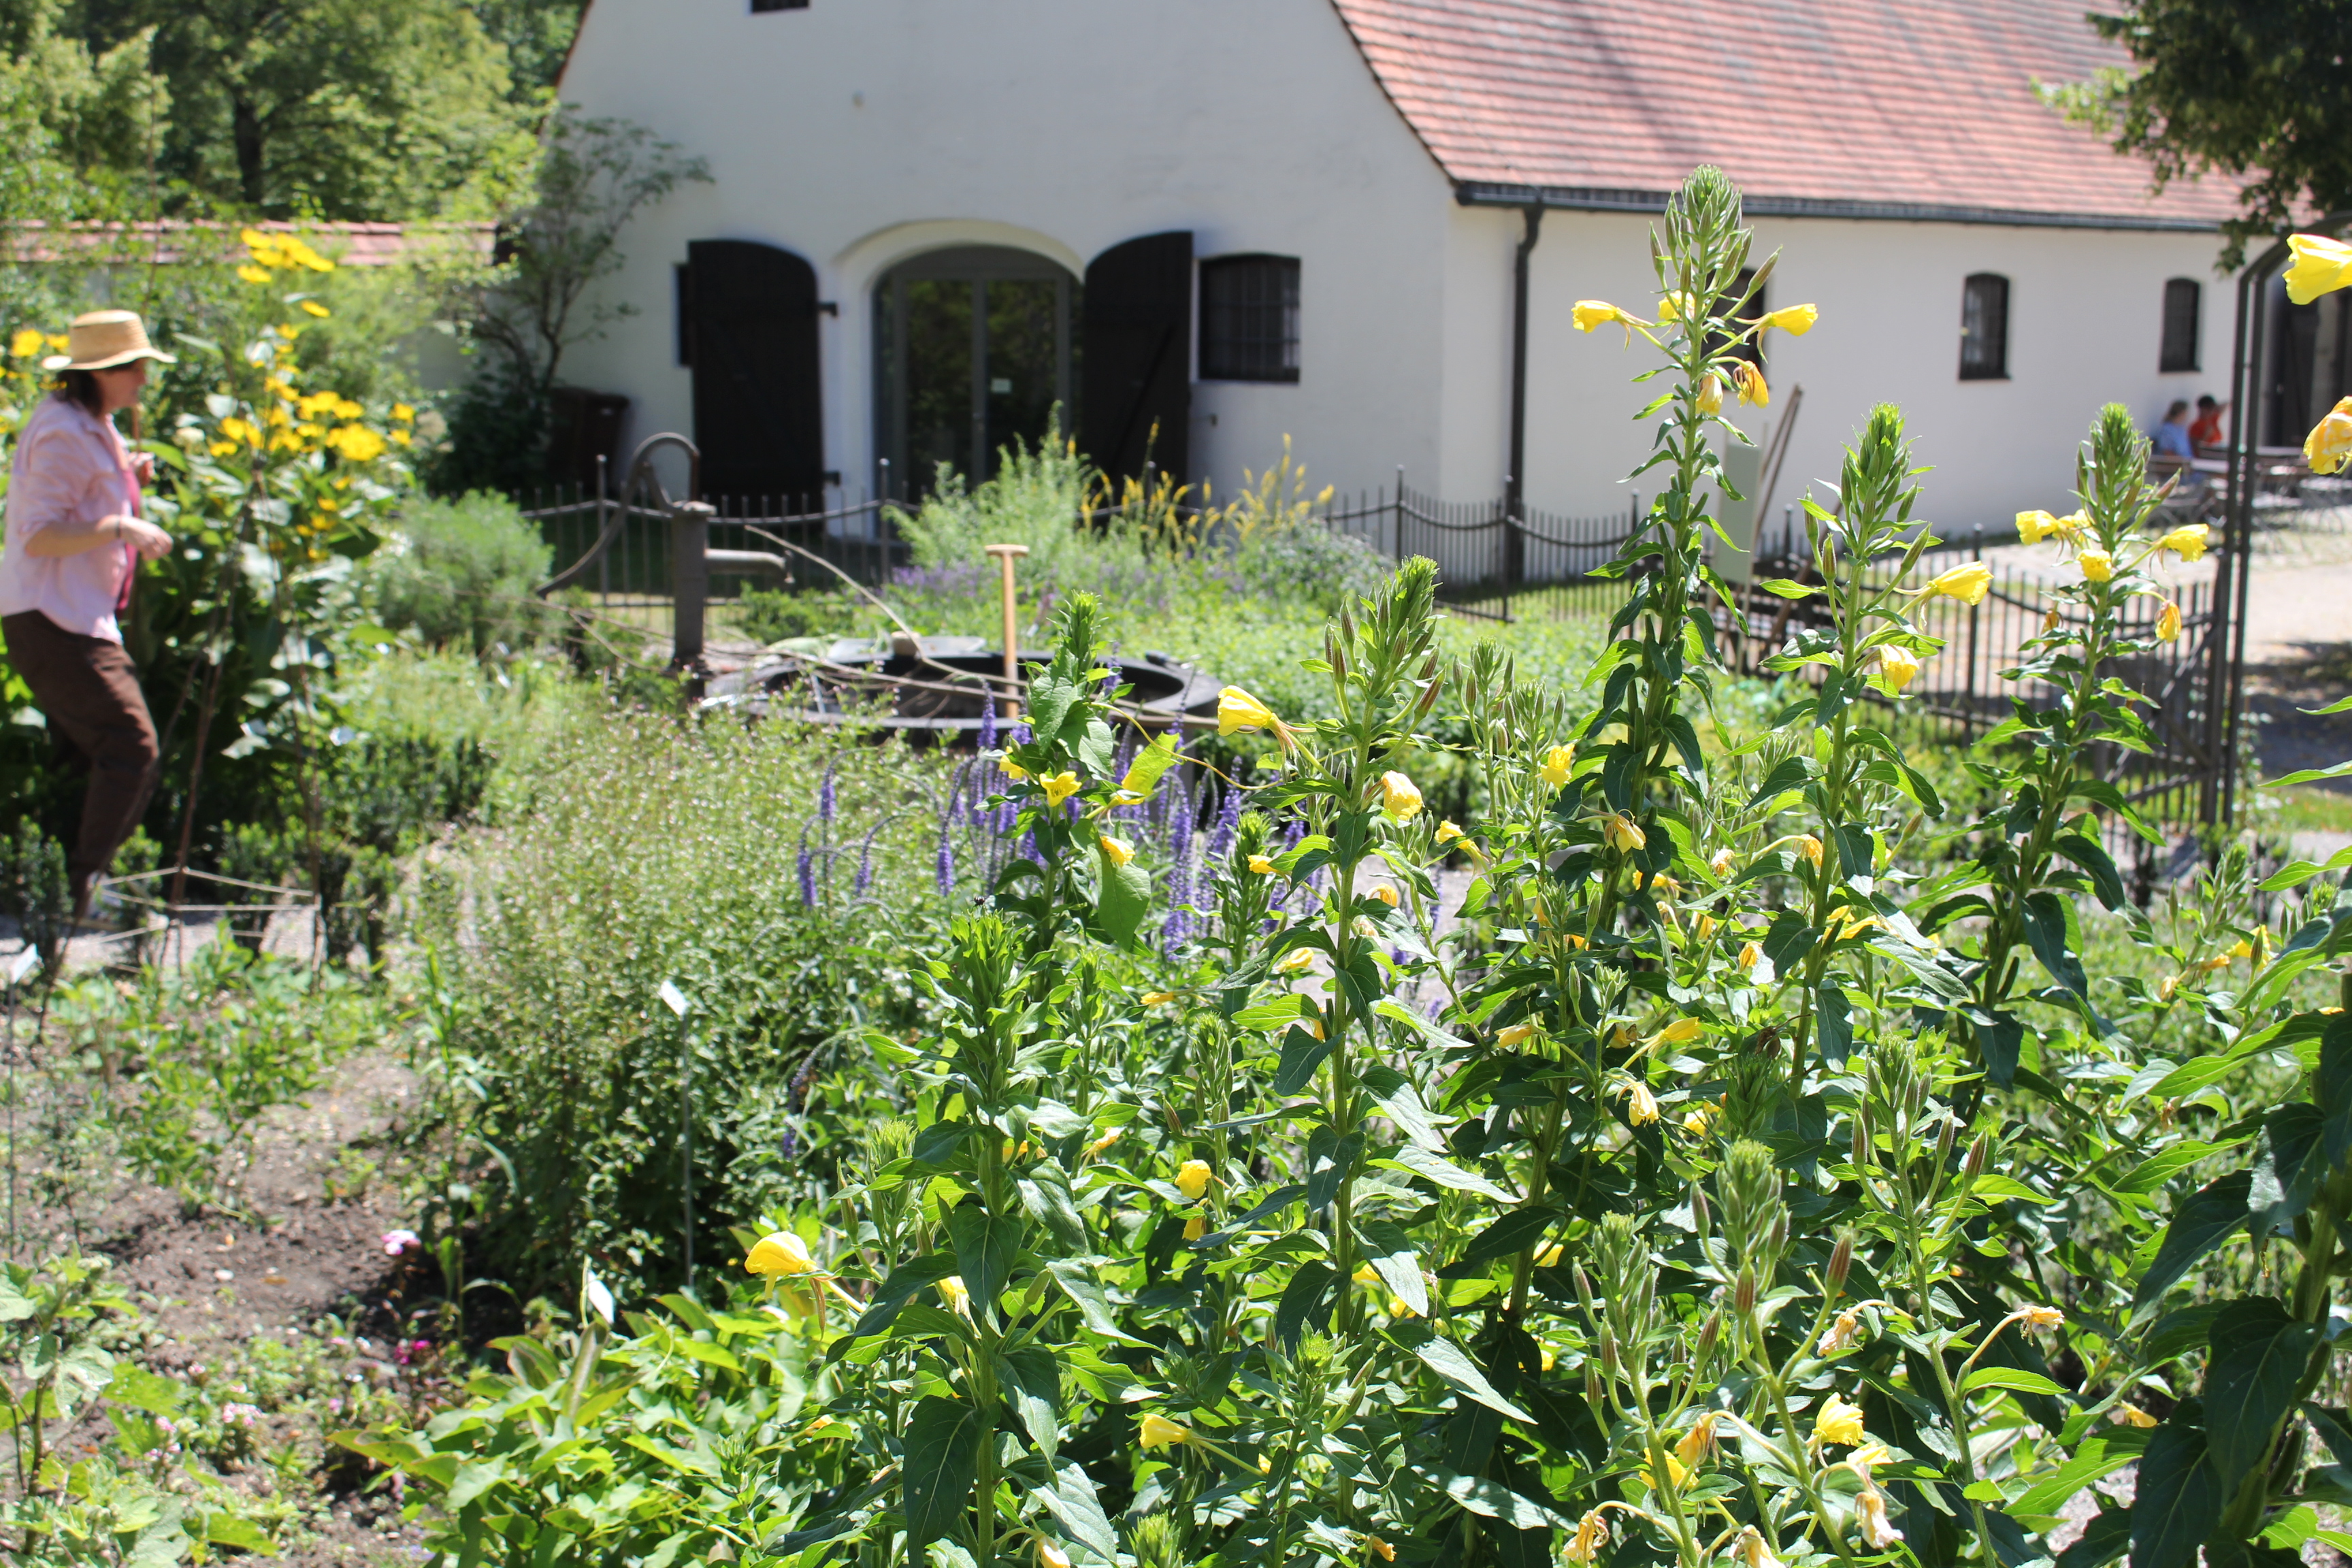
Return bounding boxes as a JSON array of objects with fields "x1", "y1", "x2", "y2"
[{"x1": 1322, "y1": 483, "x2": 1644, "y2": 620}]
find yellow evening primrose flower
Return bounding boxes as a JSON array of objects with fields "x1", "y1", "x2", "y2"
[
  {"x1": 1098, "y1": 834, "x2": 1134, "y2": 867},
  {"x1": 1602, "y1": 813, "x2": 1646, "y2": 853},
  {"x1": 1819, "y1": 1309, "x2": 1863, "y2": 1354},
  {"x1": 1876, "y1": 645, "x2": 1921, "y2": 693},
  {"x1": 1175, "y1": 1160, "x2": 1213, "y2": 1200},
  {"x1": 2079, "y1": 546, "x2": 2114, "y2": 583},
  {"x1": 2285, "y1": 233, "x2": 2352, "y2": 304},
  {"x1": 1534, "y1": 1243, "x2": 1565, "y2": 1267},
  {"x1": 1041, "y1": 771, "x2": 1081, "y2": 808},
  {"x1": 1039, "y1": 1543, "x2": 1073, "y2": 1568},
  {"x1": 745, "y1": 1231, "x2": 815, "y2": 1276},
  {"x1": 1497, "y1": 1022, "x2": 1537, "y2": 1047},
  {"x1": 1539, "y1": 742, "x2": 1576, "y2": 788},
  {"x1": 1737, "y1": 940, "x2": 1763, "y2": 970},
  {"x1": 938, "y1": 1275, "x2": 973, "y2": 1316},
  {"x1": 2019, "y1": 1304, "x2": 2065, "y2": 1330},
  {"x1": 1731, "y1": 361, "x2": 1769, "y2": 407},
  {"x1": 1654, "y1": 1017, "x2": 1704, "y2": 1047},
  {"x1": 327, "y1": 425, "x2": 386, "y2": 461},
  {"x1": 1921, "y1": 561, "x2": 1993, "y2": 605},
  {"x1": 236, "y1": 265, "x2": 272, "y2": 286},
  {"x1": 1141, "y1": 990, "x2": 1177, "y2": 1006},
  {"x1": 333, "y1": 397, "x2": 363, "y2": 419},
  {"x1": 2157, "y1": 523, "x2": 2208, "y2": 561},
  {"x1": 389, "y1": 428, "x2": 412, "y2": 446},
  {"x1": 1386, "y1": 1295, "x2": 1418, "y2": 1319},
  {"x1": 2016, "y1": 509, "x2": 2060, "y2": 544},
  {"x1": 1183, "y1": 1213, "x2": 1207, "y2": 1241},
  {"x1": 1676, "y1": 1414, "x2": 1720, "y2": 1467},
  {"x1": 1813, "y1": 1392, "x2": 1867, "y2": 1448},
  {"x1": 1654, "y1": 291, "x2": 1700, "y2": 323},
  {"x1": 1696, "y1": 374, "x2": 1723, "y2": 416},
  {"x1": 1370, "y1": 882, "x2": 1399, "y2": 906},
  {"x1": 2055, "y1": 509, "x2": 2090, "y2": 540},
  {"x1": 1275, "y1": 947, "x2": 1314, "y2": 975},
  {"x1": 8, "y1": 327, "x2": 42, "y2": 359},
  {"x1": 208, "y1": 440, "x2": 238, "y2": 458},
  {"x1": 1642, "y1": 1449, "x2": 1690, "y2": 1490},
  {"x1": 392, "y1": 403, "x2": 415, "y2": 423},
  {"x1": 1682, "y1": 1105, "x2": 1714, "y2": 1136},
  {"x1": 1759, "y1": 303, "x2": 1818, "y2": 336},
  {"x1": 2307, "y1": 397, "x2": 2352, "y2": 474},
  {"x1": 1000, "y1": 755, "x2": 1028, "y2": 781},
  {"x1": 1379, "y1": 770, "x2": 1424, "y2": 820},
  {"x1": 1737, "y1": 1526, "x2": 1784, "y2": 1568},
  {"x1": 1139, "y1": 1413, "x2": 1192, "y2": 1449},
  {"x1": 1571, "y1": 299, "x2": 1633, "y2": 333},
  {"x1": 2157, "y1": 600, "x2": 2181, "y2": 642},
  {"x1": 2111, "y1": 1405, "x2": 2158, "y2": 1428},
  {"x1": 1795, "y1": 834, "x2": 1825, "y2": 866},
  {"x1": 1625, "y1": 1079, "x2": 1660, "y2": 1125},
  {"x1": 1565, "y1": 1510, "x2": 1610, "y2": 1565},
  {"x1": 1247, "y1": 853, "x2": 1275, "y2": 876},
  {"x1": 299, "y1": 300, "x2": 331, "y2": 318},
  {"x1": 1855, "y1": 1488, "x2": 1905, "y2": 1549},
  {"x1": 1218, "y1": 685, "x2": 1278, "y2": 736},
  {"x1": 1365, "y1": 1537, "x2": 1395, "y2": 1563}
]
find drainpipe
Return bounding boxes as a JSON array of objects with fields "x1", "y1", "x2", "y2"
[{"x1": 1506, "y1": 204, "x2": 1544, "y2": 587}]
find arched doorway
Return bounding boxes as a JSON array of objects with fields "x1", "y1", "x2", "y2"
[{"x1": 875, "y1": 246, "x2": 1079, "y2": 502}]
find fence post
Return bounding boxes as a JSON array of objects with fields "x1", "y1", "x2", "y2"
[{"x1": 670, "y1": 500, "x2": 715, "y2": 668}]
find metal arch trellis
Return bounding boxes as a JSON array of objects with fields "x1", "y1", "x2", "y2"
[{"x1": 2207, "y1": 208, "x2": 2352, "y2": 826}]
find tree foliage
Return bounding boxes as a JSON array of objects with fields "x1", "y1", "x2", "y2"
[{"x1": 2049, "y1": 0, "x2": 2352, "y2": 266}]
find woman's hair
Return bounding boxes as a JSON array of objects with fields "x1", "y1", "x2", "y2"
[
  {"x1": 2166, "y1": 399, "x2": 2191, "y2": 420},
  {"x1": 52, "y1": 370, "x2": 103, "y2": 416}
]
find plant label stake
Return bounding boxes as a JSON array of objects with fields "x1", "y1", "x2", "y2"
[
  {"x1": 659, "y1": 980, "x2": 692, "y2": 1285},
  {"x1": 983, "y1": 542, "x2": 1029, "y2": 719}
]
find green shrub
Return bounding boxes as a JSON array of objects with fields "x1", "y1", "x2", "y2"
[
  {"x1": 732, "y1": 585, "x2": 862, "y2": 647},
  {"x1": 363, "y1": 491, "x2": 556, "y2": 654}
]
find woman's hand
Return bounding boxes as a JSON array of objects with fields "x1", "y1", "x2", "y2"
[
  {"x1": 130, "y1": 452, "x2": 155, "y2": 486},
  {"x1": 122, "y1": 517, "x2": 172, "y2": 560}
]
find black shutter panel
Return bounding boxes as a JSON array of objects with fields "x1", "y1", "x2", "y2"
[
  {"x1": 1080, "y1": 231, "x2": 1191, "y2": 487},
  {"x1": 686, "y1": 240, "x2": 824, "y2": 504}
]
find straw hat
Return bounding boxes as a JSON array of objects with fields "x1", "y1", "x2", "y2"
[{"x1": 42, "y1": 310, "x2": 175, "y2": 372}]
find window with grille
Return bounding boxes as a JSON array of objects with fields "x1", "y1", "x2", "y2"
[
  {"x1": 751, "y1": 0, "x2": 808, "y2": 11},
  {"x1": 1711, "y1": 268, "x2": 1763, "y2": 369},
  {"x1": 2160, "y1": 278, "x2": 2200, "y2": 372},
  {"x1": 1959, "y1": 274, "x2": 2009, "y2": 380},
  {"x1": 1199, "y1": 255, "x2": 1300, "y2": 382}
]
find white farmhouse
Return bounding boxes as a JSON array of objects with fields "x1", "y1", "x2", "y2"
[{"x1": 553, "y1": 0, "x2": 2270, "y2": 541}]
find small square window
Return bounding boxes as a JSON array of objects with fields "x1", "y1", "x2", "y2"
[
  {"x1": 2159, "y1": 278, "x2": 2200, "y2": 372},
  {"x1": 1960, "y1": 273, "x2": 2009, "y2": 380},
  {"x1": 1200, "y1": 255, "x2": 1300, "y2": 382}
]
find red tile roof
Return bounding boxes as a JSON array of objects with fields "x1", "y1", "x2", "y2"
[{"x1": 1329, "y1": 0, "x2": 2244, "y2": 229}]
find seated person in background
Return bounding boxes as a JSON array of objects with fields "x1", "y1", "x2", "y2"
[
  {"x1": 2189, "y1": 394, "x2": 2225, "y2": 448},
  {"x1": 2151, "y1": 399, "x2": 2195, "y2": 459}
]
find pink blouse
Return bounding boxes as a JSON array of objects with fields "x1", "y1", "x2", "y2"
[{"x1": 0, "y1": 395, "x2": 139, "y2": 642}]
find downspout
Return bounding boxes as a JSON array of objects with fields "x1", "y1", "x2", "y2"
[{"x1": 1506, "y1": 203, "x2": 1543, "y2": 587}]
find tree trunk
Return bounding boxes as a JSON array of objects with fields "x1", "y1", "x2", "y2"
[{"x1": 231, "y1": 95, "x2": 264, "y2": 208}]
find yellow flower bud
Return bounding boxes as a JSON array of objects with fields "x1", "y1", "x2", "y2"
[
  {"x1": 2157, "y1": 600, "x2": 2181, "y2": 642},
  {"x1": 1175, "y1": 1160, "x2": 1213, "y2": 1200},
  {"x1": 745, "y1": 1231, "x2": 815, "y2": 1276},
  {"x1": 1758, "y1": 303, "x2": 1818, "y2": 337},
  {"x1": 1696, "y1": 374, "x2": 1723, "y2": 416},
  {"x1": 1731, "y1": 361, "x2": 1769, "y2": 408},
  {"x1": 1217, "y1": 685, "x2": 1279, "y2": 736},
  {"x1": 1812, "y1": 1391, "x2": 1867, "y2": 1448},
  {"x1": 1497, "y1": 1022, "x2": 1537, "y2": 1047},
  {"x1": 1921, "y1": 561, "x2": 1993, "y2": 605},
  {"x1": 1737, "y1": 941, "x2": 1762, "y2": 970},
  {"x1": 1379, "y1": 770, "x2": 1424, "y2": 820},
  {"x1": 1875, "y1": 645, "x2": 1921, "y2": 693},
  {"x1": 1795, "y1": 834, "x2": 1824, "y2": 867},
  {"x1": 939, "y1": 1275, "x2": 973, "y2": 1316},
  {"x1": 1371, "y1": 882, "x2": 1399, "y2": 906},
  {"x1": 2079, "y1": 546, "x2": 2114, "y2": 583},
  {"x1": 1098, "y1": 834, "x2": 1134, "y2": 867},
  {"x1": 1141, "y1": 990, "x2": 1177, "y2": 1006},
  {"x1": 1572, "y1": 299, "x2": 1633, "y2": 333},
  {"x1": 1139, "y1": 1413, "x2": 1191, "y2": 1449},
  {"x1": 1183, "y1": 1213, "x2": 1207, "y2": 1241},
  {"x1": 1247, "y1": 853, "x2": 1275, "y2": 875}
]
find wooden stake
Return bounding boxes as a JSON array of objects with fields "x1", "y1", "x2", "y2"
[{"x1": 983, "y1": 543, "x2": 1030, "y2": 719}]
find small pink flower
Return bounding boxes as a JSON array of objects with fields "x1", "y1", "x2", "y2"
[
  {"x1": 221, "y1": 1402, "x2": 261, "y2": 1427},
  {"x1": 380, "y1": 1229, "x2": 421, "y2": 1256}
]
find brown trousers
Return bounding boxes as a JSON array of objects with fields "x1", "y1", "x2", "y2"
[{"x1": 3, "y1": 610, "x2": 159, "y2": 885}]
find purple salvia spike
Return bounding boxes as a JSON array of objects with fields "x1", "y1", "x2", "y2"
[
  {"x1": 797, "y1": 829, "x2": 817, "y2": 906},
  {"x1": 1208, "y1": 781, "x2": 1239, "y2": 860},
  {"x1": 935, "y1": 822, "x2": 956, "y2": 897},
  {"x1": 819, "y1": 761, "x2": 837, "y2": 824},
  {"x1": 854, "y1": 824, "x2": 878, "y2": 896},
  {"x1": 977, "y1": 691, "x2": 998, "y2": 753}
]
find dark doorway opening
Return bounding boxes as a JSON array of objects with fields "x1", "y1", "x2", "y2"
[
  {"x1": 875, "y1": 247, "x2": 1078, "y2": 503},
  {"x1": 683, "y1": 239, "x2": 826, "y2": 504}
]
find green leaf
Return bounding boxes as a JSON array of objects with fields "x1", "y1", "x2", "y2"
[
  {"x1": 1414, "y1": 1337, "x2": 1535, "y2": 1423},
  {"x1": 102, "y1": 1364, "x2": 184, "y2": 1416},
  {"x1": 947, "y1": 1202, "x2": 1025, "y2": 1308},
  {"x1": 203, "y1": 1513, "x2": 277, "y2": 1551},
  {"x1": 1034, "y1": 1462, "x2": 1120, "y2": 1563},
  {"x1": 446, "y1": 1457, "x2": 508, "y2": 1509},
  {"x1": 1360, "y1": 1065, "x2": 1446, "y2": 1152},
  {"x1": 847, "y1": 1254, "x2": 961, "y2": 1340},
  {"x1": 997, "y1": 1346, "x2": 1061, "y2": 1452},
  {"x1": 2250, "y1": 1105, "x2": 2325, "y2": 1226},
  {"x1": 1094, "y1": 857, "x2": 1152, "y2": 946},
  {"x1": 2056, "y1": 832, "x2": 2127, "y2": 911},
  {"x1": 1961, "y1": 1365, "x2": 2068, "y2": 1396},
  {"x1": 1460, "y1": 1207, "x2": 1558, "y2": 1265},
  {"x1": 2057, "y1": 1507, "x2": 2131, "y2": 1568},
  {"x1": 1045, "y1": 1261, "x2": 1152, "y2": 1348},
  {"x1": 1356, "y1": 1218, "x2": 1427, "y2": 1316},
  {"x1": 2112, "y1": 1143, "x2": 2232, "y2": 1196},
  {"x1": 1118, "y1": 734, "x2": 1179, "y2": 798},
  {"x1": 2134, "y1": 1171, "x2": 2253, "y2": 1311},
  {"x1": 1758, "y1": 578, "x2": 1822, "y2": 600},
  {"x1": 2270, "y1": 761, "x2": 2352, "y2": 787},
  {"x1": 903, "y1": 1395, "x2": 985, "y2": 1548},
  {"x1": 2009, "y1": 1430, "x2": 2152, "y2": 1518},
  {"x1": 2205, "y1": 1299, "x2": 2320, "y2": 1486},
  {"x1": 2023, "y1": 890, "x2": 2091, "y2": 1001},
  {"x1": 1271, "y1": 1023, "x2": 1335, "y2": 1097},
  {"x1": 1385, "y1": 1142, "x2": 1516, "y2": 1205},
  {"x1": 2068, "y1": 777, "x2": 2164, "y2": 844},
  {"x1": 1275, "y1": 1260, "x2": 1336, "y2": 1349},
  {"x1": 2128, "y1": 1422, "x2": 2221, "y2": 1568}
]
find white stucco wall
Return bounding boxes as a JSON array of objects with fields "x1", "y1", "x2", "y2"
[
  {"x1": 555, "y1": 0, "x2": 1456, "y2": 509},
  {"x1": 1499, "y1": 210, "x2": 2233, "y2": 534}
]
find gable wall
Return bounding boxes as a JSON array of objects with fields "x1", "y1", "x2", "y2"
[{"x1": 556, "y1": 0, "x2": 1458, "y2": 508}]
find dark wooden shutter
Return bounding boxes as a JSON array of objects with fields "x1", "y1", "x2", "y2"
[
  {"x1": 686, "y1": 240, "x2": 824, "y2": 504},
  {"x1": 1081, "y1": 231, "x2": 1192, "y2": 486}
]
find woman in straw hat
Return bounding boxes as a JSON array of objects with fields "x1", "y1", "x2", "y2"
[{"x1": 0, "y1": 309, "x2": 176, "y2": 924}]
